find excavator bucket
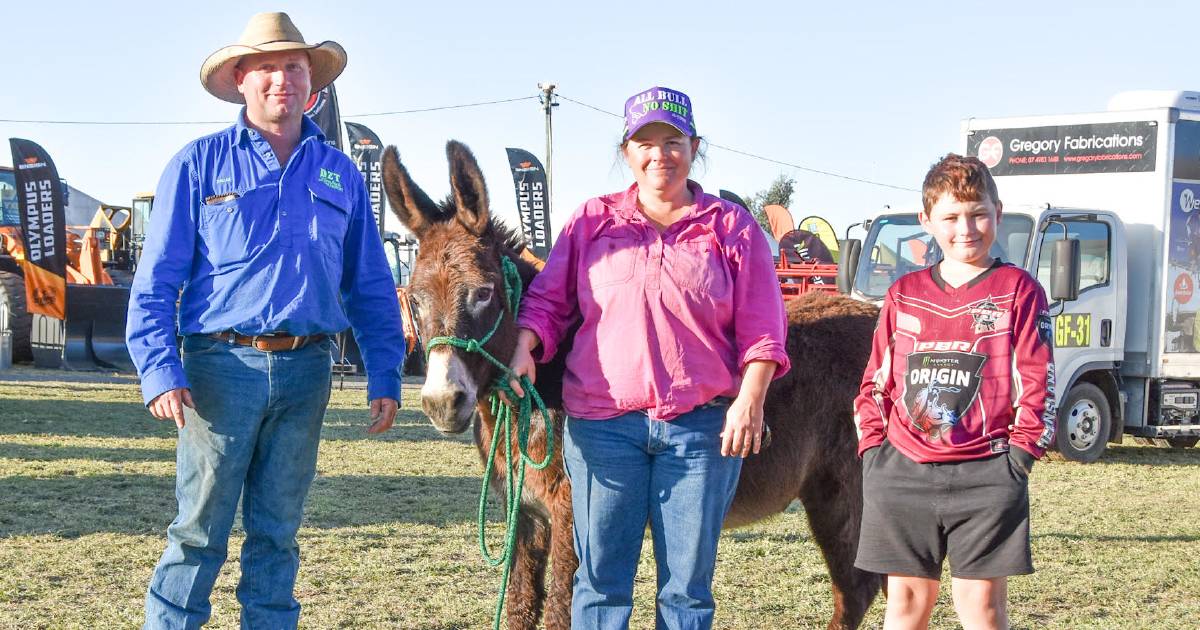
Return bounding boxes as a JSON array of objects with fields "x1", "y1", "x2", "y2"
[{"x1": 31, "y1": 284, "x2": 132, "y2": 371}]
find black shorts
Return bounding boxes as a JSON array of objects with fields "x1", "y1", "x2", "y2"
[{"x1": 854, "y1": 441, "x2": 1033, "y2": 579}]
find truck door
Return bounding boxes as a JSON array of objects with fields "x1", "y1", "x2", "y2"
[{"x1": 1031, "y1": 215, "x2": 1124, "y2": 459}]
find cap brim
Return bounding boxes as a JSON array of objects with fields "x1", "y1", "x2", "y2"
[
  {"x1": 199, "y1": 40, "x2": 347, "y2": 104},
  {"x1": 624, "y1": 119, "x2": 692, "y2": 142}
]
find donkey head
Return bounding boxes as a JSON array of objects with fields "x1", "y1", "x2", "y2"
[{"x1": 382, "y1": 141, "x2": 520, "y2": 434}]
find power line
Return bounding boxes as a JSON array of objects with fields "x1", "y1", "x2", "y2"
[
  {"x1": 0, "y1": 95, "x2": 540, "y2": 126},
  {"x1": 345, "y1": 96, "x2": 539, "y2": 119},
  {"x1": 556, "y1": 93, "x2": 919, "y2": 193}
]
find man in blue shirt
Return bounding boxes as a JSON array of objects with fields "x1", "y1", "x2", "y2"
[{"x1": 126, "y1": 12, "x2": 405, "y2": 628}]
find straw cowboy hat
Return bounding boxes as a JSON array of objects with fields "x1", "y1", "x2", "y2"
[{"x1": 200, "y1": 12, "x2": 347, "y2": 104}]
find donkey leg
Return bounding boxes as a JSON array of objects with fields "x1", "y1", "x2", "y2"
[
  {"x1": 801, "y1": 474, "x2": 882, "y2": 630},
  {"x1": 505, "y1": 507, "x2": 551, "y2": 630},
  {"x1": 543, "y1": 491, "x2": 577, "y2": 630}
]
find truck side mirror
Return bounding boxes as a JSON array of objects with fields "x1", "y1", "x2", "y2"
[
  {"x1": 1050, "y1": 238, "x2": 1081, "y2": 301},
  {"x1": 837, "y1": 238, "x2": 861, "y2": 294}
]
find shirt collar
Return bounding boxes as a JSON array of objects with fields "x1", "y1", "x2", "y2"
[
  {"x1": 610, "y1": 180, "x2": 719, "y2": 223},
  {"x1": 234, "y1": 107, "x2": 326, "y2": 147}
]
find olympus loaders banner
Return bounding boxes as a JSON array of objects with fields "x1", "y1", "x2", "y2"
[
  {"x1": 9, "y1": 138, "x2": 66, "y2": 319},
  {"x1": 505, "y1": 148, "x2": 552, "y2": 260},
  {"x1": 345, "y1": 122, "x2": 385, "y2": 234}
]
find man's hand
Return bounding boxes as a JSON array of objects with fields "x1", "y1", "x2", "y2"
[
  {"x1": 368, "y1": 397, "x2": 399, "y2": 434},
  {"x1": 148, "y1": 388, "x2": 194, "y2": 429}
]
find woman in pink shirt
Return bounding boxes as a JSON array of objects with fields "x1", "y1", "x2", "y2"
[{"x1": 509, "y1": 86, "x2": 789, "y2": 630}]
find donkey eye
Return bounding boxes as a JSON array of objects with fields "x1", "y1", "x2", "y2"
[{"x1": 472, "y1": 286, "x2": 494, "y2": 304}]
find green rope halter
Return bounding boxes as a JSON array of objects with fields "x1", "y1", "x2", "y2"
[{"x1": 424, "y1": 255, "x2": 555, "y2": 630}]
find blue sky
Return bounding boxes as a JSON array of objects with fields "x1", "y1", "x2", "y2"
[{"x1": 2, "y1": 1, "x2": 1196, "y2": 238}]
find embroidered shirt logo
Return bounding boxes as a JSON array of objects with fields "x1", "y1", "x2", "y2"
[{"x1": 318, "y1": 168, "x2": 343, "y2": 192}]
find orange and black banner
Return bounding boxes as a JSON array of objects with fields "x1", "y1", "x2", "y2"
[
  {"x1": 9, "y1": 138, "x2": 66, "y2": 319},
  {"x1": 346, "y1": 121, "x2": 385, "y2": 234},
  {"x1": 505, "y1": 148, "x2": 552, "y2": 260},
  {"x1": 304, "y1": 84, "x2": 343, "y2": 151}
]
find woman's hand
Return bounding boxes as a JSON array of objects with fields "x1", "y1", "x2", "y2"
[
  {"x1": 720, "y1": 360, "x2": 777, "y2": 458},
  {"x1": 507, "y1": 328, "x2": 542, "y2": 399},
  {"x1": 721, "y1": 395, "x2": 763, "y2": 458}
]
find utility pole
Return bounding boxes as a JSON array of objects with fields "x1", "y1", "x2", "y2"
[{"x1": 537, "y1": 82, "x2": 558, "y2": 217}]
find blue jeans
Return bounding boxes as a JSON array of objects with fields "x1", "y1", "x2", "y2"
[
  {"x1": 563, "y1": 404, "x2": 743, "y2": 630},
  {"x1": 144, "y1": 335, "x2": 332, "y2": 629}
]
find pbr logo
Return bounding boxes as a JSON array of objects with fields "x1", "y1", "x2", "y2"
[
  {"x1": 969, "y1": 297, "x2": 1006, "y2": 333},
  {"x1": 904, "y1": 351, "x2": 987, "y2": 442}
]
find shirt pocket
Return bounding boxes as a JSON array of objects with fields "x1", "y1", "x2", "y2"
[
  {"x1": 584, "y1": 224, "x2": 642, "y2": 290},
  {"x1": 308, "y1": 182, "x2": 352, "y2": 258},
  {"x1": 666, "y1": 233, "x2": 728, "y2": 296},
  {"x1": 199, "y1": 185, "x2": 276, "y2": 272}
]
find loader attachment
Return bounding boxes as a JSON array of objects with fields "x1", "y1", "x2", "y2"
[{"x1": 31, "y1": 284, "x2": 132, "y2": 371}]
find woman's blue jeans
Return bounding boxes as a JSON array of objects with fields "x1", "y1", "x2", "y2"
[
  {"x1": 143, "y1": 335, "x2": 332, "y2": 629},
  {"x1": 563, "y1": 404, "x2": 743, "y2": 630}
]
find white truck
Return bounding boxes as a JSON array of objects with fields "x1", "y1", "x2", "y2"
[{"x1": 839, "y1": 90, "x2": 1200, "y2": 462}]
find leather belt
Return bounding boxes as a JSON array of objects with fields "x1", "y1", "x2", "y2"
[{"x1": 208, "y1": 331, "x2": 326, "y2": 352}]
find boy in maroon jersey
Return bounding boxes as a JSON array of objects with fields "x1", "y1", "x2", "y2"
[{"x1": 854, "y1": 154, "x2": 1056, "y2": 629}]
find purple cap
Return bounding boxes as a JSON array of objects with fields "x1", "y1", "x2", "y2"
[{"x1": 622, "y1": 86, "x2": 696, "y2": 141}]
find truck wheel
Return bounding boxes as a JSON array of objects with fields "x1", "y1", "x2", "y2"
[
  {"x1": 1055, "y1": 383, "x2": 1111, "y2": 463},
  {"x1": 0, "y1": 270, "x2": 32, "y2": 362},
  {"x1": 1166, "y1": 437, "x2": 1199, "y2": 448}
]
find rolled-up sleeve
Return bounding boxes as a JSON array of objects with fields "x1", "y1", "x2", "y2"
[
  {"x1": 341, "y1": 178, "x2": 404, "y2": 402},
  {"x1": 126, "y1": 151, "x2": 199, "y2": 406},
  {"x1": 727, "y1": 212, "x2": 790, "y2": 378},
  {"x1": 517, "y1": 208, "x2": 583, "y2": 362}
]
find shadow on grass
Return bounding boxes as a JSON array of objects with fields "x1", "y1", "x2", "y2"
[
  {"x1": 0, "y1": 398, "x2": 456, "y2": 444},
  {"x1": 1053, "y1": 445, "x2": 1200, "y2": 467},
  {"x1": 1035, "y1": 531, "x2": 1200, "y2": 543},
  {"x1": 0, "y1": 472, "x2": 493, "y2": 538},
  {"x1": 0, "y1": 442, "x2": 174, "y2": 462}
]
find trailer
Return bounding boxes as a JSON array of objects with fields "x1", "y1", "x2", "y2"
[{"x1": 841, "y1": 90, "x2": 1200, "y2": 461}]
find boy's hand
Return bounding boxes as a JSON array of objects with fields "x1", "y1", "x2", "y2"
[{"x1": 1009, "y1": 446, "x2": 1036, "y2": 475}]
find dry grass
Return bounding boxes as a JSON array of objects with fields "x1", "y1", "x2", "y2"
[{"x1": 1, "y1": 376, "x2": 1198, "y2": 629}]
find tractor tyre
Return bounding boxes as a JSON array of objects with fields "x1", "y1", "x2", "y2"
[{"x1": 0, "y1": 269, "x2": 33, "y2": 362}]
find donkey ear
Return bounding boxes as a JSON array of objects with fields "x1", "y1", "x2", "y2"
[
  {"x1": 382, "y1": 145, "x2": 439, "y2": 239},
  {"x1": 446, "y1": 140, "x2": 490, "y2": 236}
]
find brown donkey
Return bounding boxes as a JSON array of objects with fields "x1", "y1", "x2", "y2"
[{"x1": 382, "y1": 141, "x2": 882, "y2": 630}]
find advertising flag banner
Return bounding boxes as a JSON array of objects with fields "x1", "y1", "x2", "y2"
[
  {"x1": 304, "y1": 84, "x2": 343, "y2": 151},
  {"x1": 505, "y1": 148, "x2": 552, "y2": 259},
  {"x1": 9, "y1": 138, "x2": 67, "y2": 318},
  {"x1": 345, "y1": 122, "x2": 385, "y2": 234}
]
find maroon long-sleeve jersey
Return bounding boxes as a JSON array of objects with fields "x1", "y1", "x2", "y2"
[{"x1": 854, "y1": 261, "x2": 1057, "y2": 463}]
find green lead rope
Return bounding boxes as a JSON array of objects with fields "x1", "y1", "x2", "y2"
[{"x1": 424, "y1": 256, "x2": 555, "y2": 630}]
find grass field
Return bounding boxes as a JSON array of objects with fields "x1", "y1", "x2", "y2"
[{"x1": 1, "y1": 376, "x2": 1198, "y2": 629}]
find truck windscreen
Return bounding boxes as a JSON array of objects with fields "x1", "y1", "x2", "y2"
[{"x1": 853, "y1": 213, "x2": 1034, "y2": 300}]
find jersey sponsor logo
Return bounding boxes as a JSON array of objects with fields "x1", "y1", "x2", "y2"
[
  {"x1": 914, "y1": 340, "x2": 972, "y2": 352},
  {"x1": 904, "y1": 350, "x2": 988, "y2": 442},
  {"x1": 1038, "y1": 363, "x2": 1058, "y2": 449},
  {"x1": 969, "y1": 297, "x2": 1006, "y2": 333},
  {"x1": 1038, "y1": 311, "x2": 1054, "y2": 347}
]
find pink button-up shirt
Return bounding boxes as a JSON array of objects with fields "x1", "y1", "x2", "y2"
[{"x1": 517, "y1": 181, "x2": 790, "y2": 421}]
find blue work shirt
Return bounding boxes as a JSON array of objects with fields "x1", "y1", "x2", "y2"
[{"x1": 127, "y1": 110, "x2": 404, "y2": 406}]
